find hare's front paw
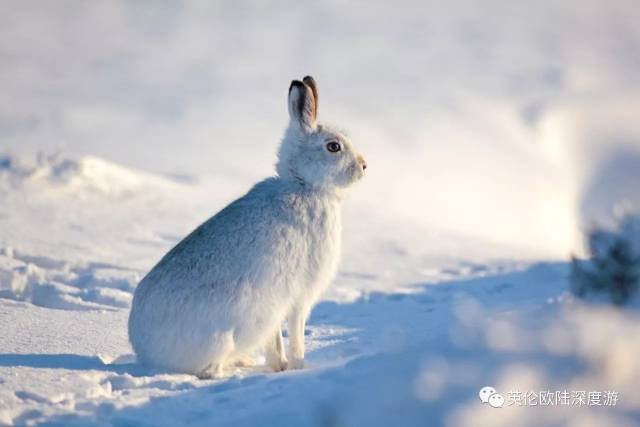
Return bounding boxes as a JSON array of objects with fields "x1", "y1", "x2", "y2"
[
  {"x1": 266, "y1": 354, "x2": 288, "y2": 372},
  {"x1": 288, "y1": 358, "x2": 304, "y2": 370}
]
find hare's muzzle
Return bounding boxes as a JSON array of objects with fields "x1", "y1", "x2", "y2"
[{"x1": 357, "y1": 154, "x2": 367, "y2": 172}]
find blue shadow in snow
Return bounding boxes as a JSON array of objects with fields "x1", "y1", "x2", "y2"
[{"x1": 0, "y1": 353, "x2": 153, "y2": 376}]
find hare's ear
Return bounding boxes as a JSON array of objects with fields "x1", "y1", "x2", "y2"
[
  {"x1": 288, "y1": 79, "x2": 317, "y2": 132},
  {"x1": 303, "y1": 76, "x2": 318, "y2": 116}
]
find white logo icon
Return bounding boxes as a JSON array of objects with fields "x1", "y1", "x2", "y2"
[
  {"x1": 488, "y1": 393, "x2": 505, "y2": 408},
  {"x1": 479, "y1": 386, "x2": 496, "y2": 403},
  {"x1": 479, "y1": 386, "x2": 504, "y2": 408}
]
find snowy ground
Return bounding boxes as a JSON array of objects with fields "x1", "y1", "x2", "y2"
[
  {"x1": 1, "y1": 154, "x2": 639, "y2": 426},
  {"x1": 2, "y1": 1, "x2": 640, "y2": 426}
]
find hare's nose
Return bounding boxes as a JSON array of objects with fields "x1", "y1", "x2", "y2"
[{"x1": 357, "y1": 154, "x2": 367, "y2": 171}]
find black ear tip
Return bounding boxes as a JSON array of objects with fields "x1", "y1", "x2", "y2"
[
  {"x1": 289, "y1": 80, "x2": 305, "y2": 94},
  {"x1": 302, "y1": 75, "x2": 316, "y2": 85}
]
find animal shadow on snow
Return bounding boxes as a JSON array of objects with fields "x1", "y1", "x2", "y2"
[{"x1": 0, "y1": 353, "x2": 152, "y2": 377}]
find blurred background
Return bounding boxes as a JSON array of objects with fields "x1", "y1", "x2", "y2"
[{"x1": 1, "y1": 0, "x2": 640, "y2": 274}]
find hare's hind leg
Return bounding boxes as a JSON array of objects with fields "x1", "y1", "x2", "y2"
[
  {"x1": 230, "y1": 354, "x2": 257, "y2": 367},
  {"x1": 265, "y1": 326, "x2": 288, "y2": 372},
  {"x1": 197, "y1": 363, "x2": 225, "y2": 379},
  {"x1": 197, "y1": 330, "x2": 235, "y2": 379}
]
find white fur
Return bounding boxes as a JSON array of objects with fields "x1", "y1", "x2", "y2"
[{"x1": 128, "y1": 76, "x2": 366, "y2": 377}]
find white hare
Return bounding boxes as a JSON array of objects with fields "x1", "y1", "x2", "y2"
[{"x1": 128, "y1": 76, "x2": 366, "y2": 378}]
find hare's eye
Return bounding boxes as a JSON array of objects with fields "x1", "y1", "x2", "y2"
[{"x1": 326, "y1": 141, "x2": 341, "y2": 153}]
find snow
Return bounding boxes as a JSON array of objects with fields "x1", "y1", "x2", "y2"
[
  {"x1": 2, "y1": 254, "x2": 639, "y2": 425},
  {"x1": 1, "y1": 1, "x2": 640, "y2": 426}
]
